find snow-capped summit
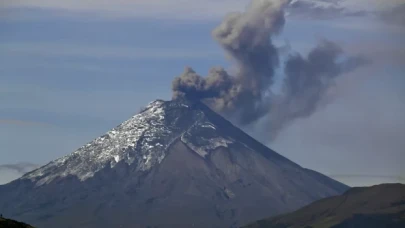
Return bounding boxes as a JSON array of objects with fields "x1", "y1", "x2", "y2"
[
  {"x1": 1, "y1": 98, "x2": 349, "y2": 228},
  {"x1": 23, "y1": 99, "x2": 234, "y2": 185}
]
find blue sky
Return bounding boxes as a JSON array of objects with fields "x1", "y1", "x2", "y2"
[{"x1": 1, "y1": 0, "x2": 404, "y2": 186}]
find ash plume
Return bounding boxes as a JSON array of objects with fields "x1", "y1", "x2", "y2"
[
  {"x1": 282, "y1": 40, "x2": 369, "y2": 119},
  {"x1": 173, "y1": 0, "x2": 291, "y2": 124},
  {"x1": 266, "y1": 40, "x2": 370, "y2": 140},
  {"x1": 380, "y1": 3, "x2": 405, "y2": 27},
  {"x1": 172, "y1": 0, "x2": 369, "y2": 141},
  {"x1": 172, "y1": 67, "x2": 233, "y2": 101}
]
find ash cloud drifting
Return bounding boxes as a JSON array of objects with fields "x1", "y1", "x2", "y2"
[
  {"x1": 268, "y1": 40, "x2": 370, "y2": 140},
  {"x1": 380, "y1": 3, "x2": 405, "y2": 27},
  {"x1": 172, "y1": 0, "x2": 369, "y2": 141}
]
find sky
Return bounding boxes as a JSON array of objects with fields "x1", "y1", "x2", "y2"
[{"x1": 0, "y1": 0, "x2": 404, "y2": 186}]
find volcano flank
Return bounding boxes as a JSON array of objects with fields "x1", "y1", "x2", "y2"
[{"x1": 0, "y1": 99, "x2": 348, "y2": 228}]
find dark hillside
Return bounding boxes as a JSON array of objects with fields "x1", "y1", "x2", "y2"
[
  {"x1": 244, "y1": 183, "x2": 405, "y2": 228},
  {"x1": 0, "y1": 217, "x2": 34, "y2": 228}
]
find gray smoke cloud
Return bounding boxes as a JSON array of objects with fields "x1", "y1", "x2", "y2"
[
  {"x1": 172, "y1": 67, "x2": 233, "y2": 101},
  {"x1": 283, "y1": 40, "x2": 369, "y2": 118},
  {"x1": 380, "y1": 3, "x2": 405, "y2": 27},
  {"x1": 173, "y1": 0, "x2": 291, "y2": 124},
  {"x1": 266, "y1": 40, "x2": 370, "y2": 140},
  {"x1": 172, "y1": 0, "x2": 369, "y2": 141}
]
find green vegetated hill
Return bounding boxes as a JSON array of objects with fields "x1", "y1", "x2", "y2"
[
  {"x1": 244, "y1": 183, "x2": 405, "y2": 228},
  {"x1": 0, "y1": 217, "x2": 34, "y2": 228}
]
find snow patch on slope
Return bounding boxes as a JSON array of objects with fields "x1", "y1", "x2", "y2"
[
  {"x1": 21, "y1": 99, "x2": 238, "y2": 186},
  {"x1": 23, "y1": 100, "x2": 170, "y2": 185},
  {"x1": 182, "y1": 136, "x2": 233, "y2": 158},
  {"x1": 181, "y1": 121, "x2": 233, "y2": 158}
]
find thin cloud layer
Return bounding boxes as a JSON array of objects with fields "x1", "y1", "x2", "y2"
[
  {"x1": 1, "y1": 0, "x2": 249, "y2": 20},
  {"x1": 0, "y1": 119, "x2": 51, "y2": 127},
  {"x1": 0, "y1": 42, "x2": 220, "y2": 60},
  {"x1": 286, "y1": 0, "x2": 405, "y2": 28},
  {"x1": 287, "y1": 0, "x2": 367, "y2": 19},
  {"x1": 2, "y1": 0, "x2": 405, "y2": 22},
  {"x1": 0, "y1": 163, "x2": 39, "y2": 184}
]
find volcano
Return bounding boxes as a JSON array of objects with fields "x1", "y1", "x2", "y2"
[{"x1": 0, "y1": 98, "x2": 348, "y2": 228}]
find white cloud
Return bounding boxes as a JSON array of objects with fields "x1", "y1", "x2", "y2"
[
  {"x1": 291, "y1": 0, "x2": 403, "y2": 11},
  {"x1": 0, "y1": 163, "x2": 38, "y2": 185},
  {"x1": 338, "y1": 0, "x2": 404, "y2": 11}
]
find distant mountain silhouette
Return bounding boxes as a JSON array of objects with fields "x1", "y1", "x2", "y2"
[
  {"x1": 244, "y1": 183, "x2": 405, "y2": 228},
  {"x1": 0, "y1": 217, "x2": 34, "y2": 228}
]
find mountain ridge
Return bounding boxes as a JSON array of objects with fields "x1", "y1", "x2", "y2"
[{"x1": 20, "y1": 98, "x2": 301, "y2": 186}]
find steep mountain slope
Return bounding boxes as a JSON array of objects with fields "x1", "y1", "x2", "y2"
[
  {"x1": 0, "y1": 99, "x2": 348, "y2": 228},
  {"x1": 244, "y1": 183, "x2": 405, "y2": 228}
]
